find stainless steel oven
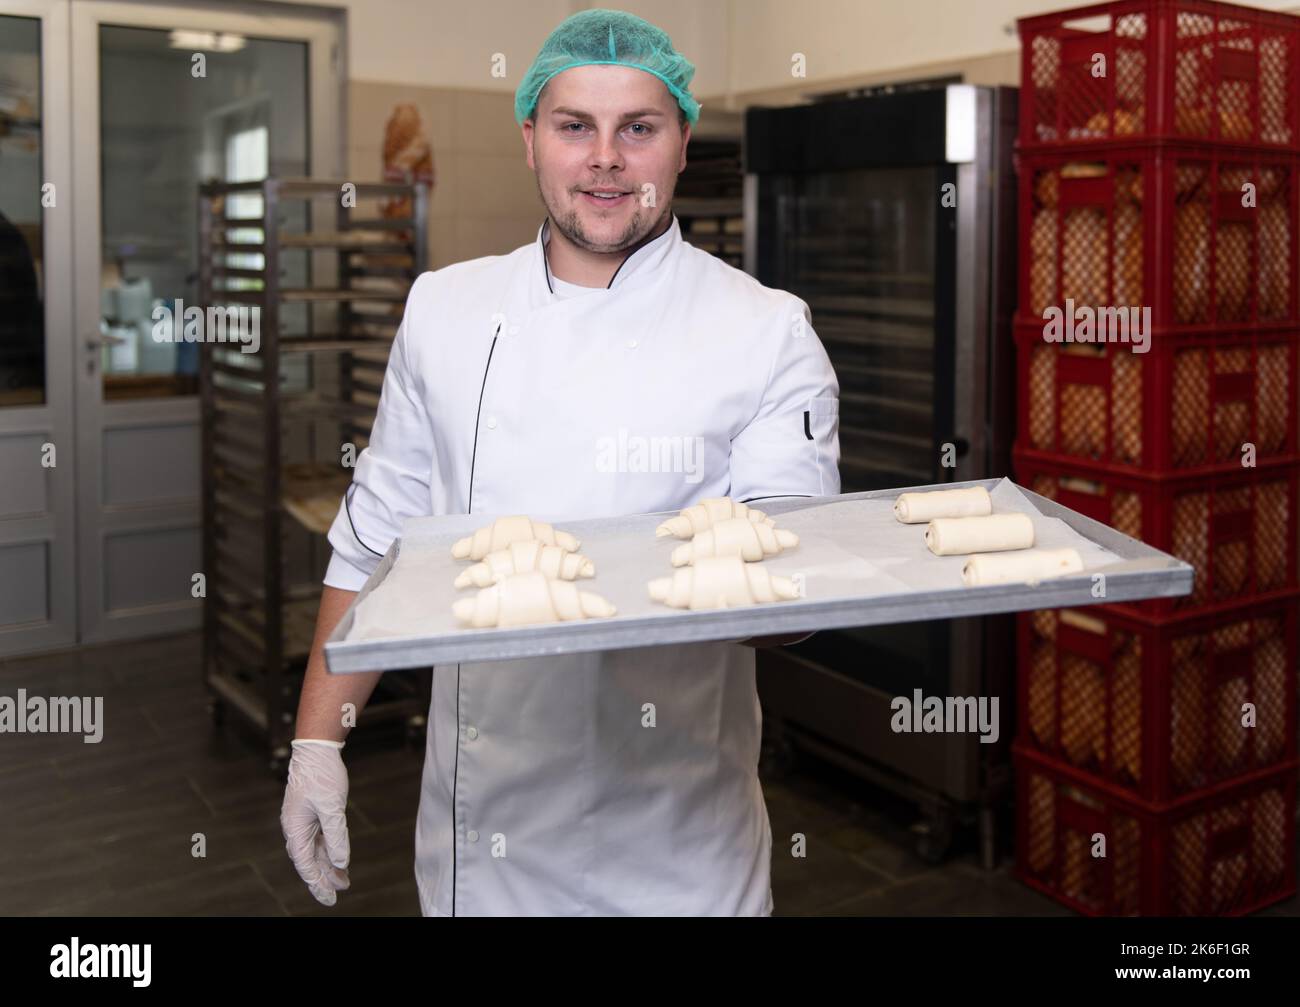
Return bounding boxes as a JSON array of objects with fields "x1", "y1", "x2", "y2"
[{"x1": 745, "y1": 85, "x2": 1019, "y2": 865}]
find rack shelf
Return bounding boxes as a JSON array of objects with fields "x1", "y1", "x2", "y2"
[{"x1": 197, "y1": 177, "x2": 430, "y2": 771}]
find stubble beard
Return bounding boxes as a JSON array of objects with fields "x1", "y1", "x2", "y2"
[{"x1": 538, "y1": 177, "x2": 669, "y2": 254}]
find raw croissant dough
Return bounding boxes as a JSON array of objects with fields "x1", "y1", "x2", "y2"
[
  {"x1": 894, "y1": 486, "x2": 992, "y2": 523},
  {"x1": 925, "y1": 513, "x2": 1035, "y2": 556},
  {"x1": 453, "y1": 540, "x2": 595, "y2": 588},
  {"x1": 656, "y1": 497, "x2": 773, "y2": 539},
  {"x1": 451, "y1": 516, "x2": 579, "y2": 560},
  {"x1": 961, "y1": 547, "x2": 1084, "y2": 586},
  {"x1": 452, "y1": 571, "x2": 615, "y2": 628},
  {"x1": 670, "y1": 518, "x2": 799, "y2": 566},
  {"x1": 648, "y1": 556, "x2": 799, "y2": 610}
]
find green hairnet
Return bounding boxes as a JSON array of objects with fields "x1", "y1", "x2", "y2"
[{"x1": 514, "y1": 8, "x2": 700, "y2": 126}]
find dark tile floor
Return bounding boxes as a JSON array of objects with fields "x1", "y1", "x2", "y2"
[{"x1": 1, "y1": 632, "x2": 1295, "y2": 917}]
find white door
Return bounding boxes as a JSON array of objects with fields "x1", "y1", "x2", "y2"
[
  {"x1": 67, "y1": 1, "x2": 342, "y2": 644},
  {"x1": 0, "y1": 0, "x2": 75, "y2": 656}
]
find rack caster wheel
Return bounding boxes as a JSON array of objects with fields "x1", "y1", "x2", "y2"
[{"x1": 911, "y1": 804, "x2": 955, "y2": 865}]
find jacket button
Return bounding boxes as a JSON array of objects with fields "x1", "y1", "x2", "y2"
[
  {"x1": 486, "y1": 416, "x2": 497, "y2": 429},
  {"x1": 626, "y1": 338, "x2": 638, "y2": 349},
  {"x1": 466, "y1": 726, "x2": 479, "y2": 740},
  {"x1": 467, "y1": 830, "x2": 480, "y2": 843}
]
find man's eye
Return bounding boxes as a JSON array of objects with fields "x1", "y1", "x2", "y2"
[
  {"x1": 563, "y1": 122, "x2": 588, "y2": 133},
  {"x1": 626, "y1": 123, "x2": 650, "y2": 136}
]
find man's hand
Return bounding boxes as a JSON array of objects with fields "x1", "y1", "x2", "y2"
[
  {"x1": 282, "y1": 586, "x2": 376, "y2": 908},
  {"x1": 281, "y1": 739, "x2": 352, "y2": 906},
  {"x1": 737, "y1": 632, "x2": 815, "y2": 648}
]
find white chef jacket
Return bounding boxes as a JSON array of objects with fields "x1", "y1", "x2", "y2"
[{"x1": 324, "y1": 214, "x2": 841, "y2": 916}]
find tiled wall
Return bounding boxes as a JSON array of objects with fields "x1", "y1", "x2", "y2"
[{"x1": 349, "y1": 81, "x2": 543, "y2": 271}]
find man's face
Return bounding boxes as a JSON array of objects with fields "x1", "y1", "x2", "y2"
[{"x1": 523, "y1": 64, "x2": 689, "y2": 253}]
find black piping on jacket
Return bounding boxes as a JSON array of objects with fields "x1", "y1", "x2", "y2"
[{"x1": 451, "y1": 317, "x2": 502, "y2": 916}]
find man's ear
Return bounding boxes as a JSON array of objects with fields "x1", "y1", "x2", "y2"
[
  {"x1": 678, "y1": 122, "x2": 691, "y2": 173},
  {"x1": 523, "y1": 118, "x2": 536, "y2": 171}
]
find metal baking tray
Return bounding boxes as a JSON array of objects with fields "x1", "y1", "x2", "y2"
[{"x1": 324, "y1": 477, "x2": 1193, "y2": 673}]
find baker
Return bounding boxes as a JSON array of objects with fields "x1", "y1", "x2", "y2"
[{"x1": 281, "y1": 8, "x2": 841, "y2": 916}]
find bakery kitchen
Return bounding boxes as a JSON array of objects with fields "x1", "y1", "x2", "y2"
[{"x1": 1041, "y1": 299, "x2": 1151, "y2": 354}]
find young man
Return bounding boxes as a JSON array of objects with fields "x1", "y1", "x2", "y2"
[{"x1": 282, "y1": 8, "x2": 841, "y2": 916}]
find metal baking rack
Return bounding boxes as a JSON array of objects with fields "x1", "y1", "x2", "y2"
[{"x1": 197, "y1": 177, "x2": 430, "y2": 770}]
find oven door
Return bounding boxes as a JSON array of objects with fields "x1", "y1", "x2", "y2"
[{"x1": 744, "y1": 86, "x2": 1016, "y2": 815}]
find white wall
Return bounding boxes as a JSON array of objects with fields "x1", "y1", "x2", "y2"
[
  {"x1": 280, "y1": 0, "x2": 728, "y2": 98},
  {"x1": 285, "y1": 0, "x2": 1300, "y2": 99}
]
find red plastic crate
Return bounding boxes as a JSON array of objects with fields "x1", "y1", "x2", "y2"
[
  {"x1": 1018, "y1": 147, "x2": 1299, "y2": 330},
  {"x1": 1017, "y1": 595, "x2": 1297, "y2": 802},
  {"x1": 1019, "y1": 0, "x2": 1300, "y2": 151},
  {"x1": 1015, "y1": 454, "x2": 1299, "y2": 617},
  {"x1": 1014, "y1": 747, "x2": 1296, "y2": 915},
  {"x1": 1015, "y1": 322, "x2": 1298, "y2": 474}
]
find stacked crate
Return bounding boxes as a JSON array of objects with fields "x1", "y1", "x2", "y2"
[{"x1": 1012, "y1": 0, "x2": 1299, "y2": 914}]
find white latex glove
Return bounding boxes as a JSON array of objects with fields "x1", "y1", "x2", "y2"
[{"x1": 281, "y1": 739, "x2": 352, "y2": 906}]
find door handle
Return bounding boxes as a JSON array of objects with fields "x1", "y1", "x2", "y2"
[
  {"x1": 85, "y1": 331, "x2": 129, "y2": 376},
  {"x1": 85, "y1": 332, "x2": 128, "y2": 351}
]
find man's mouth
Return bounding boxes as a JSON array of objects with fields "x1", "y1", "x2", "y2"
[{"x1": 580, "y1": 188, "x2": 632, "y2": 207}]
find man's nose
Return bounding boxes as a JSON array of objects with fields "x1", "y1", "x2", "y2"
[{"x1": 589, "y1": 131, "x2": 624, "y2": 172}]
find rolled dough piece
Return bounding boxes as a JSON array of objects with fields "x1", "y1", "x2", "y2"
[
  {"x1": 453, "y1": 540, "x2": 595, "y2": 588},
  {"x1": 451, "y1": 571, "x2": 615, "y2": 628},
  {"x1": 670, "y1": 519, "x2": 798, "y2": 566},
  {"x1": 451, "y1": 516, "x2": 580, "y2": 560},
  {"x1": 648, "y1": 555, "x2": 799, "y2": 610},
  {"x1": 961, "y1": 547, "x2": 1083, "y2": 586},
  {"x1": 894, "y1": 486, "x2": 992, "y2": 524},
  {"x1": 925, "y1": 513, "x2": 1035, "y2": 556},
  {"x1": 656, "y1": 497, "x2": 773, "y2": 539}
]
